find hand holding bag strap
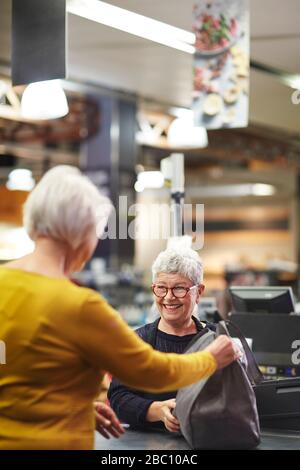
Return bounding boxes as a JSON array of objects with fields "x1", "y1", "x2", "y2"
[{"x1": 217, "y1": 320, "x2": 263, "y2": 386}]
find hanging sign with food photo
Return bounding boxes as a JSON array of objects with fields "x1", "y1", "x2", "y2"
[{"x1": 192, "y1": 0, "x2": 249, "y2": 129}]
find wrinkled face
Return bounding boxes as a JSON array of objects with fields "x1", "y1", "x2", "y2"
[{"x1": 153, "y1": 272, "x2": 205, "y2": 326}]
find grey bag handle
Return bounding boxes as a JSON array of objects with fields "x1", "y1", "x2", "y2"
[{"x1": 218, "y1": 320, "x2": 263, "y2": 386}]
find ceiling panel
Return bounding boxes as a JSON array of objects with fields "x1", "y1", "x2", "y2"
[
  {"x1": 251, "y1": 38, "x2": 300, "y2": 73},
  {"x1": 107, "y1": 0, "x2": 300, "y2": 37},
  {"x1": 1, "y1": 0, "x2": 300, "y2": 134},
  {"x1": 249, "y1": 70, "x2": 300, "y2": 133}
]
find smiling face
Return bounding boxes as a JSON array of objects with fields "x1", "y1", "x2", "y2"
[{"x1": 153, "y1": 272, "x2": 205, "y2": 328}]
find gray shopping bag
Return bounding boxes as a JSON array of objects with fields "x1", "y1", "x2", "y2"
[{"x1": 175, "y1": 321, "x2": 263, "y2": 449}]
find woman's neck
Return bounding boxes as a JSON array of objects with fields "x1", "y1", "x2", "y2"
[
  {"x1": 5, "y1": 237, "x2": 70, "y2": 279},
  {"x1": 158, "y1": 316, "x2": 197, "y2": 336}
]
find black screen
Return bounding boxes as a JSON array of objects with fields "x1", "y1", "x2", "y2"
[{"x1": 229, "y1": 286, "x2": 295, "y2": 314}]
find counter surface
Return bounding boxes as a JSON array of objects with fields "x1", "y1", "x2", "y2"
[{"x1": 95, "y1": 429, "x2": 300, "y2": 450}]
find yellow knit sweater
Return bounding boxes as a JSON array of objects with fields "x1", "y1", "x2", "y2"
[{"x1": 0, "y1": 267, "x2": 216, "y2": 449}]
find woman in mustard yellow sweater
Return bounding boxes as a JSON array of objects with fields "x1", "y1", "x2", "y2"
[{"x1": 0, "y1": 166, "x2": 239, "y2": 450}]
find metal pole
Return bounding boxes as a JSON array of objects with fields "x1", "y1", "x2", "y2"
[
  {"x1": 170, "y1": 153, "x2": 185, "y2": 238},
  {"x1": 171, "y1": 191, "x2": 184, "y2": 238}
]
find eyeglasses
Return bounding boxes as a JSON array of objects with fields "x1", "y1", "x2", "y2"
[{"x1": 151, "y1": 284, "x2": 199, "y2": 299}]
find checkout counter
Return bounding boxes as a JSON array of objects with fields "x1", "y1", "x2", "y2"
[
  {"x1": 95, "y1": 429, "x2": 300, "y2": 450},
  {"x1": 95, "y1": 310, "x2": 300, "y2": 451}
]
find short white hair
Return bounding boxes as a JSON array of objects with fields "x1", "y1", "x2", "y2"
[
  {"x1": 23, "y1": 165, "x2": 112, "y2": 249},
  {"x1": 152, "y1": 248, "x2": 204, "y2": 284}
]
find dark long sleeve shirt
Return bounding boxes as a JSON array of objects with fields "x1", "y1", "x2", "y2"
[{"x1": 108, "y1": 317, "x2": 214, "y2": 431}]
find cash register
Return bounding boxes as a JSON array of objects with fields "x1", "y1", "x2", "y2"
[
  {"x1": 229, "y1": 286, "x2": 299, "y2": 379},
  {"x1": 229, "y1": 286, "x2": 300, "y2": 431}
]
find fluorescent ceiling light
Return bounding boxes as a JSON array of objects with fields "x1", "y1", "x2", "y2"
[
  {"x1": 188, "y1": 184, "x2": 276, "y2": 198},
  {"x1": 67, "y1": 1, "x2": 300, "y2": 92},
  {"x1": 67, "y1": 0, "x2": 195, "y2": 54},
  {"x1": 251, "y1": 183, "x2": 275, "y2": 196},
  {"x1": 21, "y1": 80, "x2": 69, "y2": 120}
]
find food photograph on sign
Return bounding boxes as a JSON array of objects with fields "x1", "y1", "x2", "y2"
[{"x1": 193, "y1": 0, "x2": 249, "y2": 129}]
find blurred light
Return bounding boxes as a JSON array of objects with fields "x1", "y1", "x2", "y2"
[
  {"x1": 209, "y1": 167, "x2": 224, "y2": 179},
  {"x1": 168, "y1": 116, "x2": 208, "y2": 149},
  {"x1": 134, "y1": 181, "x2": 144, "y2": 192},
  {"x1": 251, "y1": 184, "x2": 275, "y2": 196},
  {"x1": 283, "y1": 76, "x2": 300, "y2": 90},
  {"x1": 188, "y1": 183, "x2": 276, "y2": 198},
  {"x1": 6, "y1": 169, "x2": 35, "y2": 191},
  {"x1": 169, "y1": 107, "x2": 194, "y2": 119},
  {"x1": 138, "y1": 171, "x2": 164, "y2": 189},
  {"x1": 0, "y1": 225, "x2": 34, "y2": 260},
  {"x1": 21, "y1": 80, "x2": 69, "y2": 120},
  {"x1": 136, "y1": 130, "x2": 157, "y2": 146},
  {"x1": 135, "y1": 171, "x2": 165, "y2": 192},
  {"x1": 67, "y1": 0, "x2": 195, "y2": 53}
]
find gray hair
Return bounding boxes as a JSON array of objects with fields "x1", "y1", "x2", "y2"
[
  {"x1": 152, "y1": 248, "x2": 204, "y2": 284},
  {"x1": 23, "y1": 165, "x2": 112, "y2": 249}
]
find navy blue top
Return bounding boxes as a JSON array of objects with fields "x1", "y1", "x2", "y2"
[{"x1": 108, "y1": 317, "x2": 215, "y2": 431}]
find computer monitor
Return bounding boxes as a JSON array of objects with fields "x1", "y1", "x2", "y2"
[
  {"x1": 229, "y1": 286, "x2": 295, "y2": 314},
  {"x1": 229, "y1": 313, "x2": 300, "y2": 367}
]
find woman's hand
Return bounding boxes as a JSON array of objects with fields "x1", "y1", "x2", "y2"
[
  {"x1": 94, "y1": 401, "x2": 125, "y2": 439},
  {"x1": 205, "y1": 335, "x2": 242, "y2": 370},
  {"x1": 146, "y1": 399, "x2": 180, "y2": 433}
]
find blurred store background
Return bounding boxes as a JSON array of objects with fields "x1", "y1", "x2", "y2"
[{"x1": 0, "y1": 0, "x2": 300, "y2": 336}]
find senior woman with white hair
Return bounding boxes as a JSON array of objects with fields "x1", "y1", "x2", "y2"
[
  {"x1": 108, "y1": 248, "x2": 215, "y2": 433},
  {"x1": 0, "y1": 166, "x2": 240, "y2": 450}
]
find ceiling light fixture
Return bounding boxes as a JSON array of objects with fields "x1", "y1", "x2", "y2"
[
  {"x1": 6, "y1": 169, "x2": 35, "y2": 191},
  {"x1": 21, "y1": 80, "x2": 69, "y2": 120},
  {"x1": 168, "y1": 116, "x2": 208, "y2": 149}
]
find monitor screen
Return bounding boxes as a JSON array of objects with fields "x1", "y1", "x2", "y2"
[
  {"x1": 229, "y1": 286, "x2": 295, "y2": 314},
  {"x1": 229, "y1": 313, "x2": 300, "y2": 367}
]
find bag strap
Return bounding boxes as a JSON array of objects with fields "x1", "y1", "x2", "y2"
[
  {"x1": 147, "y1": 318, "x2": 161, "y2": 348},
  {"x1": 218, "y1": 320, "x2": 263, "y2": 386}
]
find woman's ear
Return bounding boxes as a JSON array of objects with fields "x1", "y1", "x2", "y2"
[
  {"x1": 199, "y1": 284, "x2": 205, "y2": 295},
  {"x1": 196, "y1": 284, "x2": 205, "y2": 302}
]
